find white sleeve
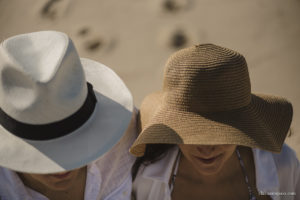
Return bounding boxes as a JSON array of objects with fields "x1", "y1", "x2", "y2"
[
  {"x1": 271, "y1": 143, "x2": 300, "y2": 199},
  {"x1": 295, "y1": 158, "x2": 300, "y2": 200}
]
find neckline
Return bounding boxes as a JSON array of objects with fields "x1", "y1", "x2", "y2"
[{"x1": 169, "y1": 147, "x2": 258, "y2": 200}]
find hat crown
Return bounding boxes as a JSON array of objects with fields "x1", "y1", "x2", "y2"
[
  {"x1": 0, "y1": 31, "x2": 87, "y2": 124},
  {"x1": 162, "y1": 44, "x2": 251, "y2": 112}
]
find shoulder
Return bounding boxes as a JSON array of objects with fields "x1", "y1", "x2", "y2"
[
  {"x1": 132, "y1": 147, "x2": 179, "y2": 200},
  {"x1": 102, "y1": 174, "x2": 132, "y2": 200},
  {"x1": 0, "y1": 167, "x2": 25, "y2": 199},
  {"x1": 272, "y1": 144, "x2": 299, "y2": 171},
  {"x1": 254, "y1": 143, "x2": 299, "y2": 170},
  {"x1": 0, "y1": 166, "x2": 15, "y2": 190},
  {"x1": 273, "y1": 144, "x2": 300, "y2": 185},
  {"x1": 93, "y1": 108, "x2": 138, "y2": 198},
  {"x1": 253, "y1": 144, "x2": 300, "y2": 193},
  {"x1": 273, "y1": 144, "x2": 300, "y2": 193},
  {"x1": 256, "y1": 144, "x2": 300, "y2": 189}
]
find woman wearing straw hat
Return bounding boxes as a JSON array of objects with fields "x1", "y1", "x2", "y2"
[
  {"x1": 130, "y1": 44, "x2": 300, "y2": 200},
  {"x1": 0, "y1": 31, "x2": 137, "y2": 200}
]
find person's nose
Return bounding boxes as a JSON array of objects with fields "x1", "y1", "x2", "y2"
[{"x1": 196, "y1": 145, "x2": 216, "y2": 158}]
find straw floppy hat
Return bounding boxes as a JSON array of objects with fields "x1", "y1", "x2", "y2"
[
  {"x1": 0, "y1": 31, "x2": 134, "y2": 173},
  {"x1": 130, "y1": 44, "x2": 293, "y2": 157}
]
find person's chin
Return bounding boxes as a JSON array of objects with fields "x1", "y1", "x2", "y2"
[
  {"x1": 47, "y1": 172, "x2": 76, "y2": 190},
  {"x1": 193, "y1": 154, "x2": 224, "y2": 175},
  {"x1": 196, "y1": 165, "x2": 223, "y2": 176},
  {"x1": 48, "y1": 179, "x2": 75, "y2": 191}
]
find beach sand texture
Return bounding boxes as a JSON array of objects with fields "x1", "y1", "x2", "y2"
[{"x1": 0, "y1": 0, "x2": 299, "y2": 157}]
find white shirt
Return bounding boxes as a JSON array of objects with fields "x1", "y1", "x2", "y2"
[
  {"x1": 133, "y1": 144, "x2": 300, "y2": 200},
  {"x1": 0, "y1": 110, "x2": 138, "y2": 200}
]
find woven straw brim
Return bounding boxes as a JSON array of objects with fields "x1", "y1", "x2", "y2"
[{"x1": 130, "y1": 92, "x2": 293, "y2": 157}]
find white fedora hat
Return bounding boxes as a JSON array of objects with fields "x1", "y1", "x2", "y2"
[{"x1": 0, "y1": 31, "x2": 134, "y2": 173}]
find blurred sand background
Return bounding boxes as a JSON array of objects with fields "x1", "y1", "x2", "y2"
[{"x1": 0, "y1": 0, "x2": 299, "y2": 157}]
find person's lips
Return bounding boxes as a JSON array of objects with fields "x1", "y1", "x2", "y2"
[
  {"x1": 194, "y1": 154, "x2": 223, "y2": 165},
  {"x1": 49, "y1": 172, "x2": 72, "y2": 179}
]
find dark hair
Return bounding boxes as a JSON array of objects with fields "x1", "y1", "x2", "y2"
[{"x1": 131, "y1": 143, "x2": 175, "y2": 181}]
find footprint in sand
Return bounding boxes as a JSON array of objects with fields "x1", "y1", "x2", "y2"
[
  {"x1": 161, "y1": 0, "x2": 193, "y2": 13},
  {"x1": 159, "y1": 27, "x2": 190, "y2": 49},
  {"x1": 170, "y1": 30, "x2": 188, "y2": 48},
  {"x1": 77, "y1": 27, "x2": 117, "y2": 53},
  {"x1": 159, "y1": 26, "x2": 204, "y2": 50},
  {"x1": 77, "y1": 27, "x2": 89, "y2": 37},
  {"x1": 85, "y1": 39, "x2": 103, "y2": 52},
  {"x1": 41, "y1": 0, "x2": 71, "y2": 20}
]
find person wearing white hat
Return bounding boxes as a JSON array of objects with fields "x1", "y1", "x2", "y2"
[{"x1": 0, "y1": 31, "x2": 137, "y2": 200}]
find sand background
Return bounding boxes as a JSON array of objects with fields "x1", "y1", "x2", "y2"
[{"x1": 0, "y1": 0, "x2": 299, "y2": 157}]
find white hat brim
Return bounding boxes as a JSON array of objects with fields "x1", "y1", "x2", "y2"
[{"x1": 0, "y1": 58, "x2": 134, "y2": 173}]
